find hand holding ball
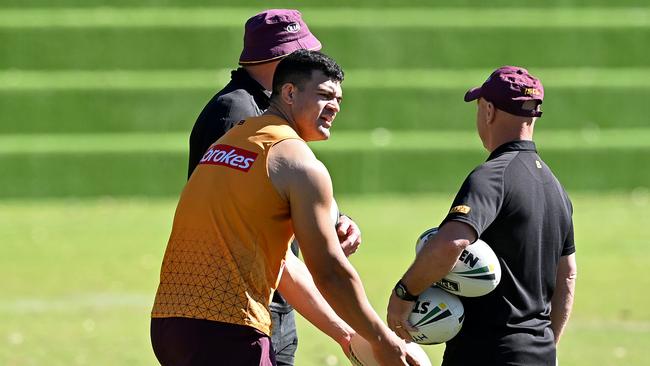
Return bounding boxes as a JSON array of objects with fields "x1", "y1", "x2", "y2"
[{"x1": 348, "y1": 333, "x2": 431, "y2": 366}]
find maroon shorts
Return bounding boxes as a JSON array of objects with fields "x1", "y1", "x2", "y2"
[{"x1": 151, "y1": 317, "x2": 276, "y2": 366}]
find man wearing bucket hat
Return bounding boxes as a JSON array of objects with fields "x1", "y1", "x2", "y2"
[
  {"x1": 188, "y1": 9, "x2": 323, "y2": 170},
  {"x1": 185, "y1": 9, "x2": 362, "y2": 365},
  {"x1": 387, "y1": 66, "x2": 577, "y2": 365}
]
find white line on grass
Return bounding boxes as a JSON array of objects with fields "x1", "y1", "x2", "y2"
[
  {"x1": 1, "y1": 129, "x2": 649, "y2": 155},
  {"x1": 0, "y1": 7, "x2": 649, "y2": 28},
  {"x1": 0, "y1": 293, "x2": 151, "y2": 313},
  {"x1": 0, "y1": 70, "x2": 230, "y2": 91},
  {"x1": 1, "y1": 68, "x2": 649, "y2": 91}
]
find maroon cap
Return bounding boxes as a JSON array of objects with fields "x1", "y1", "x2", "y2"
[
  {"x1": 239, "y1": 9, "x2": 322, "y2": 65},
  {"x1": 464, "y1": 66, "x2": 544, "y2": 117}
]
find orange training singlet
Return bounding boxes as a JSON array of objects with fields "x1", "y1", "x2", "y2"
[{"x1": 152, "y1": 115, "x2": 301, "y2": 335}]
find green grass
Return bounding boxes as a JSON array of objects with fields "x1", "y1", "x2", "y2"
[
  {"x1": 3, "y1": 129, "x2": 650, "y2": 154},
  {"x1": 2, "y1": 85, "x2": 650, "y2": 135},
  {"x1": 1, "y1": 0, "x2": 649, "y2": 8},
  {"x1": 0, "y1": 2, "x2": 648, "y2": 364},
  {"x1": 2, "y1": 8, "x2": 650, "y2": 28},
  {"x1": 0, "y1": 130, "x2": 648, "y2": 198},
  {"x1": 1, "y1": 193, "x2": 648, "y2": 365},
  {"x1": 3, "y1": 68, "x2": 649, "y2": 90},
  {"x1": 2, "y1": 28, "x2": 648, "y2": 70}
]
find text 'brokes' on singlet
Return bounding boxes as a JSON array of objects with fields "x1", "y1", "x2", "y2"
[{"x1": 152, "y1": 115, "x2": 302, "y2": 335}]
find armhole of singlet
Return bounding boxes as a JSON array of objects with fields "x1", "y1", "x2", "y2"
[{"x1": 265, "y1": 136, "x2": 306, "y2": 204}]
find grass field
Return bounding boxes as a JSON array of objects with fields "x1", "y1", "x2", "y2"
[
  {"x1": 1, "y1": 1, "x2": 649, "y2": 365},
  {"x1": 1, "y1": 5, "x2": 648, "y2": 199},
  {"x1": 1, "y1": 193, "x2": 649, "y2": 366}
]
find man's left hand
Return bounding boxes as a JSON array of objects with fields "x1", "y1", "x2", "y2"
[
  {"x1": 336, "y1": 215, "x2": 361, "y2": 256},
  {"x1": 387, "y1": 292, "x2": 418, "y2": 341}
]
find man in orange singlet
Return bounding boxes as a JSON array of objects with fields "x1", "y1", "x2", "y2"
[
  {"x1": 187, "y1": 11, "x2": 363, "y2": 365},
  {"x1": 151, "y1": 50, "x2": 418, "y2": 365}
]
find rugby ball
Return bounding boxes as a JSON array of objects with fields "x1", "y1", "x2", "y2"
[
  {"x1": 415, "y1": 227, "x2": 438, "y2": 254},
  {"x1": 407, "y1": 286, "x2": 464, "y2": 345},
  {"x1": 415, "y1": 227, "x2": 501, "y2": 297},
  {"x1": 330, "y1": 197, "x2": 340, "y2": 226},
  {"x1": 348, "y1": 333, "x2": 431, "y2": 366}
]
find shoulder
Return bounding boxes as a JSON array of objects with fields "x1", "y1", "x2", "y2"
[
  {"x1": 466, "y1": 155, "x2": 513, "y2": 186},
  {"x1": 268, "y1": 139, "x2": 331, "y2": 198},
  {"x1": 201, "y1": 86, "x2": 259, "y2": 116},
  {"x1": 453, "y1": 156, "x2": 513, "y2": 205},
  {"x1": 269, "y1": 139, "x2": 322, "y2": 173},
  {"x1": 211, "y1": 89, "x2": 256, "y2": 110}
]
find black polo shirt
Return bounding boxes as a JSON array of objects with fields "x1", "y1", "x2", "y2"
[
  {"x1": 187, "y1": 68, "x2": 295, "y2": 313},
  {"x1": 441, "y1": 140, "x2": 575, "y2": 366}
]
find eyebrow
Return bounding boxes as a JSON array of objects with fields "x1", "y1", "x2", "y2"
[{"x1": 319, "y1": 86, "x2": 343, "y2": 102}]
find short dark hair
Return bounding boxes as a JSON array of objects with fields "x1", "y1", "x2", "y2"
[{"x1": 271, "y1": 50, "x2": 344, "y2": 98}]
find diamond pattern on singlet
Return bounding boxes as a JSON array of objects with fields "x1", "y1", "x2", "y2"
[{"x1": 152, "y1": 228, "x2": 271, "y2": 333}]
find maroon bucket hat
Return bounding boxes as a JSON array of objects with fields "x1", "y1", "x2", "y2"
[
  {"x1": 464, "y1": 66, "x2": 544, "y2": 117},
  {"x1": 239, "y1": 9, "x2": 322, "y2": 65}
]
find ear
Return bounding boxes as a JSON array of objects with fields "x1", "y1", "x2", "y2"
[
  {"x1": 485, "y1": 101, "x2": 496, "y2": 125},
  {"x1": 281, "y1": 83, "x2": 296, "y2": 105}
]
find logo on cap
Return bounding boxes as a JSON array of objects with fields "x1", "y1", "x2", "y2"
[
  {"x1": 524, "y1": 88, "x2": 541, "y2": 96},
  {"x1": 285, "y1": 22, "x2": 301, "y2": 33}
]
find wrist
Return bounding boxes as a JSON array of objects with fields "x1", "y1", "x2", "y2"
[
  {"x1": 338, "y1": 327, "x2": 354, "y2": 344},
  {"x1": 367, "y1": 328, "x2": 401, "y2": 351},
  {"x1": 330, "y1": 321, "x2": 354, "y2": 348},
  {"x1": 393, "y1": 280, "x2": 418, "y2": 301},
  {"x1": 359, "y1": 319, "x2": 396, "y2": 345},
  {"x1": 336, "y1": 212, "x2": 352, "y2": 225}
]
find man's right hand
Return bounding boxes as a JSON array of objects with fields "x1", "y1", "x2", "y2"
[
  {"x1": 336, "y1": 214, "x2": 361, "y2": 256},
  {"x1": 369, "y1": 331, "x2": 421, "y2": 366}
]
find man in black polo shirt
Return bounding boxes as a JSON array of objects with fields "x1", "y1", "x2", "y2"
[
  {"x1": 387, "y1": 66, "x2": 578, "y2": 365},
  {"x1": 185, "y1": 9, "x2": 362, "y2": 366}
]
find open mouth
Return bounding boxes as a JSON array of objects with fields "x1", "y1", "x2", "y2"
[{"x1": 320, "y1": 115, "x2": 334, "y2": 126}]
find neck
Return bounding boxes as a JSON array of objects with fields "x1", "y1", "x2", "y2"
[
  {"x1": 243, "y1": 61, "x2": 279, "y2": 91},
  {"x1": 487, "y1": 116, "x2": 535, "y2": 152},
  {"x1": 265, "y1": 100, "x2": 296, "y2": 129}
]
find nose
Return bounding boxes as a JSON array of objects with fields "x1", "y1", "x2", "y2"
[{"x1": 328, "y1": 99, "x2": 340, "y2": 113}]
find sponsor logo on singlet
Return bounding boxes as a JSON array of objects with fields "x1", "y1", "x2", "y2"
[{"x1": 199, "y1": 144, "x2": 257, "y2": 172}]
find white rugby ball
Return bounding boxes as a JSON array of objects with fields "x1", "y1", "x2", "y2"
[
  {"x1": 407, "y1": 286, "x2": 464, "y2": 345},
  {"x1": 348, "y1": 333, "x2": 431, "y2": 366},
  {"x1": 415, "y1": 227, "x2": 438, "y2": 254},
  {"x1": 415, "y1": 227, "x2": 502, "y2": 297},
  {"x1": 330, "y1": 197, "x2": 340, "y2": 227}
]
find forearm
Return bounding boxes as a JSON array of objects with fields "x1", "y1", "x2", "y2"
[
  {"x1": 401, "y1": 238, "x2": 466, "y2": 295},
  {"x1": 401, "y1": 222, "x2": 474, "y2": 295},
  {"x1": 309, "y1": 257, "x2": 391, "y2": 343},
  {"x1": 278, "y1": 254, "x2": 353, "y2": 346},
  {"x1": 551, "y1": 254, "x2": 577, "y2": 345},
  {"x1": 550, "y1": 277, "x2": 576, "y2": 344},
  {"x1": 550, "y1": 303, "x2": 571, "y2": 344}
]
